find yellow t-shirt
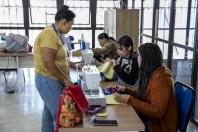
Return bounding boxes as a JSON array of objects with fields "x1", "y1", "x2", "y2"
[{"x1": 33, "y1": 25, "x2": 70, "y2": 82}]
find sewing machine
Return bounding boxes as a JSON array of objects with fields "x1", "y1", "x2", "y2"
[{"x1": 80, "y1": 50, "x2": 106, "y2": 106}]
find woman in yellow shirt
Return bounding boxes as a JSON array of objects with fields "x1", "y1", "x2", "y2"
[{"x1": 34, "y1": 5, "x2": 75, "y2": 132}]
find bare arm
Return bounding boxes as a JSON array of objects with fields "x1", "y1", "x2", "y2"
[
  {"x1": 92, "y1": 43, "x2": 112, "y2": 54},
  {"x1": 41, "y1": 47, "x2": 73, "y2": 86}
]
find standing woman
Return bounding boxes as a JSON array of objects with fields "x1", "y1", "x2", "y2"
[
  {"x1": 115, "y1": 43, "x2": 177, "y2": 132},
  {"x1": 34, "y1": 5, "x2": 75, "y2": 132}
]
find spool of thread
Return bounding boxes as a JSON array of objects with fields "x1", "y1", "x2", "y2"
[{"x1": 81, "y1": 41, "x2": 86, "y2": 50}]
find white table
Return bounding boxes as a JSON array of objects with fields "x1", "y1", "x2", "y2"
[{"x1": 0, "y1": 52, "x2": 34, "y2": 69}]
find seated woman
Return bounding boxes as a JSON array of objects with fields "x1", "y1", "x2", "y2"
[
  {"x1": 110, "y1": 35, "x2": 139, "y2": 85},
  {"x1": 92, "y1": 33, "x2": 118, "y2": 62},
  {"x1": 115, "y1": 43, "x2": 177, "y2": 132}
]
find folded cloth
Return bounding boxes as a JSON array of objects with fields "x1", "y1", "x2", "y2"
[
  {"x1": 9, "y1": 33, "x2": 28, "y2": 45},
  {"x1": 97, "y1": 62, "x2": 115, "y2": 80}
]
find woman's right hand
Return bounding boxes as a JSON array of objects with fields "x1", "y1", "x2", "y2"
[
  {"x1": 64, "y1": 79, "x2": 74, "y2": 88},
  {"x1": 116, "y1": 85, "x2": 126, "y2": 92},
  {"x1": 75, "y1": 62, "x2": 85, "y2": 69},
  {"x1": 104, "y1": 58, "x2": 111, "y2": 63}
]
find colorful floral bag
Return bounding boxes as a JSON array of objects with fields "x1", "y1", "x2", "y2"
[{"x1": 55, "y1": 85, "x2": 88, "y2": 132}]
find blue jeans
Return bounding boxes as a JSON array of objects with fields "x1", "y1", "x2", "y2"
[{"x1": 35, "y1": 73, "x2": 63, "y2": 132}]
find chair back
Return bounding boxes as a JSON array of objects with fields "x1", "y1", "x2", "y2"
[{"x1": 175, "y1": 81, "x2": 195, "y2": 132}]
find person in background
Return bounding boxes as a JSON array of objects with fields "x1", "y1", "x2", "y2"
[
  {"x1": 109, "y1": 36, "x2": 116, "y2": 43},
  {"x1": 115, "y1": 43, "x2": 177, "y2": 132},
  {"x1": 34, "y1": 5, "x2": 75, "y2": 132},
  {"x1": 92, "y1": 33, "x2": 118, "y2": 62},
  {"x1": 108, "y1": 35, "x2": 139, "y2": 85}
]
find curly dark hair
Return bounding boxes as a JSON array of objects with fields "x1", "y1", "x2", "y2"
[
  {"x1": 98, "y1": 33, "x2": 109, "y2": 40},
  {"x1": 55, "y1": 5, "x2": 75, "y2": 22}
]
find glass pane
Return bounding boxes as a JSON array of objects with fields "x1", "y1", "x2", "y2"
[
  {"x1": 158, "y1": 29, "x2": 169, "y2": 40},
  {"x1": 29, "y1": 0, "x2": 57, "y2": 27},
  {"x1": 143, "y1": 30, "x2": 152, "y2": 36},
  {"x1": 64, "y1": 0, "x2": 90, "y2": 27},
  {"x1": 135, "y1": 0, "x2": 141, "y2": 8},
  {"x1": 191, "y1": 0, "x2": 197, "y2": 28},
  {"x1": 0, "y1": 0, "x2": 23, "y2": 27},
  {"x1": 158, "y1": 42, "x2": 168, "y2": 60},
  {"x1": 175, "y1": 0, "x2": 188, "y2": 28},
  {"x1": 172, "y1": 47, "x2": 192, "y2": 85},
  {"x1": 96, "y1": 0, "x2": 119, "y2": 26},
  {"x1": 128, "y1": 0, "x2": 132, "y2": 9},
  {"x1": 29, "y1": 30, "x2": 42, "y2": 46},
  {"x1": 158, "y1": 0, "x2": 171, "y2": 29},
  {"x1": 174, "y1": 30, "x2": 186, "y2": 44},
  {"x1": 143, "y1": 0, "x2": 153, "y2": 29},
  {"x1": 189, "y1": 29, "x2": 195, "y2": 48},
  {"x1": 0, "y1": 29, "x2": 25, "y2": 36},
  {"x1": 142, "y1": 36, "x2": 152, "y2": 44}
]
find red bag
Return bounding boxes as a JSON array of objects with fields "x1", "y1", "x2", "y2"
[{"x1": 55, "y1": 85, "x2": 88, "y2": 132}]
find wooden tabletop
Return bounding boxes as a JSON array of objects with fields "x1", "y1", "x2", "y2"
[
  {"x1": 59, "y1": 105, "x2": 144, "y2": 132},
  {"x1": 59, "y1": 81, "x2": 145, "y2": 132}
]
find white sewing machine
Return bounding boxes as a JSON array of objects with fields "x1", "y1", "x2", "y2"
[{"x1": 80, "y1": 49, "x2": 106, "y2": 106}]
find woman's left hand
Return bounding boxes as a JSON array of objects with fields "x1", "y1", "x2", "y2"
[{"x1": 115, "y1": 93, "x2": 130, "y2": 104}]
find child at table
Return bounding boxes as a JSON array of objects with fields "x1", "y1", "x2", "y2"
[{"x1": 107, "y1": 35, "x2": 139, "y2": 85}]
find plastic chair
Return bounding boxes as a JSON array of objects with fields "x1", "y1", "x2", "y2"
[{"x1": 175, "y1": 81, "x2": 195, "y2": 132}]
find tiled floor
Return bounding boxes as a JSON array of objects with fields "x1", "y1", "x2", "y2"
[{"x1": 0, "y1": 68, "x2": 197, "y2": 132}]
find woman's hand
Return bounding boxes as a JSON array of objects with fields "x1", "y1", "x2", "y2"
[
  {"x1": 116, "y1": 85, "x2": 126, "y2": 92},
  {"x1": 64, "y1": 79, "x2": 74, "y2": 88},
  {"x1": 75, "y1": 62, "x2": 84, "y2": 69},
  {"x1": 115, "y1": 93, "x2": 130, "y2": 104},
  {"x1": 104, "y1": 58, "x2": 111, "y2": 63},
  {"x1": 111, "y1": 59, "x2": 117, "y2": 67}
]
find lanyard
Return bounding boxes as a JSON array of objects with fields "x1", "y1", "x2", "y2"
[
  {"x1": 51, "y1": 23, "x2": 70, "y2": 58},
  {"x1": 51, "y1": 23, "x2": 65, "y2": 45}
]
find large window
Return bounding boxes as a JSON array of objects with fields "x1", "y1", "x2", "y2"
[
  {"x1": 96, "y1": 0, "x2": 119, "y2": 27},
  {"x1": 174, "y1": 0, "x2": 189, "y2": 44},
  {"x1": 158, "y1": 0, "x2": 171, "y2": 40},
  {"x1": 64, "y1": 0, "x2": 90, "y2": 27},
  {"x1": 0, "y1": 0, "x2": 24, "y2": 27},
  {"x1": 0, "y1": 29, "x2": 25, "y2": 36},
  {"x1": 29, "y1": 0, "x2": 57, "y2": 27}
]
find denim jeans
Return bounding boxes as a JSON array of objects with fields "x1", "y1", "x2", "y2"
[{"x1": 35, "y1": 73, "x2": 63, "y2": 132}]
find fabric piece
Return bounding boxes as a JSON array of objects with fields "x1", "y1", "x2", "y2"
[
  {"x1": 96, "y1": 109, "x2": 108, "y2": 117},
  {"x1": 98, "y1": 62, "x2": 115, "y2": 80},
  {"x1": 5, "y1": 33, "x2": 28, "y2": 52},
  {"x1": 105, "y1": 94, "x2": 121, "y2": 105}
]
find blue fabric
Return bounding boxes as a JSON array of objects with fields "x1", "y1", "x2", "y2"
[
  {"x1": 175, "y1": 82, "x2": 194, "y2": 132},
  {"x1": 35, "y1": 73, "x2": 63, "y2": 132},
  {"x1": 5, "y1": 34, "x2": 28, "y2": 52},
  {"x1": 100, "y1": 72, "x2": 117, "y2": 81}
]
